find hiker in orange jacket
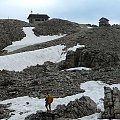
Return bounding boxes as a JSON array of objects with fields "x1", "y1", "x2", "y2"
[{"x1": 45, "y1": 92, "x2": 53, "y2": 112}]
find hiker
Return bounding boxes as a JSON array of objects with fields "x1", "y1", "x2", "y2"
[{"x1": 45, "y1": 92, "x2": 53, "y2": 112}]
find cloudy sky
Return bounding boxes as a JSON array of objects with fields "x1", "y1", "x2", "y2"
[{"x1": 0, "y1": 0, "x2": 120, "y2": 25}]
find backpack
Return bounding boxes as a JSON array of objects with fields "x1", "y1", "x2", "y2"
[{"x1": 47, "y1": 95, "x2": 53, "y2": 104}]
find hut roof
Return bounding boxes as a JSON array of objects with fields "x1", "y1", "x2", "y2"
[
  {"x1": 99, "y1": 17, "x2": 109, "y2": 22},
  {"x1": 27, "y1": 14, "x2": 50, "y2": 19}
]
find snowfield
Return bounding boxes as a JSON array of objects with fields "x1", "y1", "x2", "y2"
[
  {"x1": 0, "y1": 45, "x2": 66, "y2": 71},
  {"x1": 0, "y1": 27, "x2": 120, "y2": 120}
]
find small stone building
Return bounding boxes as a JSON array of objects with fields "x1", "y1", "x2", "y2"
[
  {"x1": 99, "y1": 17, "x2": 110, "y2": 27},
  {"x1": 27, "y1": 14, "x2": 50, "y2": 25}
]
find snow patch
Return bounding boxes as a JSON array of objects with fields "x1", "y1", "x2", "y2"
[
  {"x1": 65, "y1": 67, "x2": 91, "y2": 71},
  {"x1": 0, "y1": 45, "x2": 66, "y2": 71},
  {"x1": 68, "y1": 44, "x2": 85, "y2": 52},
  {"x1": 4, "y1": 27, "x2": 65, "y2": 52},
  {"x1": 87, "y1": 26, "x2": 93, "y2": 28}
]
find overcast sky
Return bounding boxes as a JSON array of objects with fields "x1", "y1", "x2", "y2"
[{"x1": 0, "y1": 0, "x2": 120, "y2": 25}]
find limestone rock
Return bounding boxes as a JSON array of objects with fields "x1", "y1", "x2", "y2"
[
  {"x1": 53, "y1": 96, "x2": 97, "y2": 119},
  {"x1": 101, "y1": 87, "x2": 120, "y2": 119},
  {"x1": 64, "y1": 48, "x2": 119, "y2": 69}
]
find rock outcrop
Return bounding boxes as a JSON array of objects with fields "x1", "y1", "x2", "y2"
[
  {"x1": 53, "y1": 96, "x2": 97, "y2": 119},
  {"x1": 101, "y1": 87, "x2": 120, "y2": 119},
  {"x1": 25, "y1": 96, "x2": 97, "y2": 120},
  {"x1": 64, "y1": 48, "x2": 119, "y2": 69}
]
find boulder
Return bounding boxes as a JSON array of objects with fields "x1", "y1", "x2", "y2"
[{"x1": 53, "y1": 96, "x2": 97, "y2": 119}]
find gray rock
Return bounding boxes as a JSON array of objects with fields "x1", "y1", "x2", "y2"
[
  {"x1": 64, "y1": 48, "x2": 119, "y2": 69},
  {"x1": 53, "y1": 96, "x2": 97, "y2": 119}
]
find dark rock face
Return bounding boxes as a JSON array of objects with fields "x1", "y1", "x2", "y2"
[
  {"x1": 25, "y1": 96, "x2": 97, "y2": 120},
  {"x1": 101, "y1": 87, "x2": 120, "y2": 119},
  {"x1": 64, "y1": 48, "x2": 119, "y2": 69}
]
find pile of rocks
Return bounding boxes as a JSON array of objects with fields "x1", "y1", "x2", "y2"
[
  {"x1": 101, "y1": 87, "x2": 120, "y2": 119},
  {"x1": 25, "y1": 96, "x2": 97, "y2": 120},
  {"x1": 33, "y1": 18, "x2": 85, "y2": 36}
]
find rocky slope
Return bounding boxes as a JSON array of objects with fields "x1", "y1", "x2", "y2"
[
  {"x1": 0, "y1": 62, "x2": 85, "y2": 101},
  {"x1": 0, "y1": 19, "x2": 30, "y2": 51},
  {"x1": 77, "y1": 27, "x2": 120, "y2": 55},
  {"x1": 33, "y1": 18, "x2": 87, "y2": 36},
  {"x1": 0, "y1": 60, "x2": 120, "y2": 101}
]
